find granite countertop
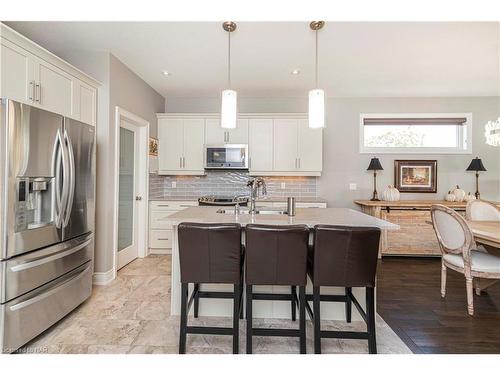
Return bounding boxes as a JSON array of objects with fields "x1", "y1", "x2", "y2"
[
  {"x1": 149, "y1": 196, "x2": 328, "y2": 203},
  {"x1": 160, "y1": 206, "x2": 399, "y2": 230}
]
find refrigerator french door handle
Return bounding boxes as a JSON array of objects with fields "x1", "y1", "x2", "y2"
[
  {"x1": 62, "y1": 128, "x2": 75, "y2": 228},
  {"x1": 59, "y1": 130, "x2": 70, "y2": 229},
  {"x1": 52, "y1": 130, "x2": 63, "y2": 228}
]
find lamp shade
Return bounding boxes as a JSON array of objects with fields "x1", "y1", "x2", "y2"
[
  {"x1": 367, "y1": 157, "x2": 383, "y2": 171},
  {"x1": 221, "y1": 89, "x2": 237, "y2": 129},
  {"x1": 466, "y1": 157, "x2": 487, "y2": 172},
  {"x1": 308, "y1": 89, "x2": 325, "y2": 129}
]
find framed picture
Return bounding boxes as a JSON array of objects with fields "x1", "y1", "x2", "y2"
[
  {"x1": 149, "y1": 137, "x2": 158, "y2": 156},
  {"x1": 394, "y1": 160, "x2": 437, "y2": 193}
]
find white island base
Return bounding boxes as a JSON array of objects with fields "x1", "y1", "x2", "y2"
[
  {"x1": 166, "y1": 206, "x2": 398, "y2": 322},
  {"x1": 170, "y1": 225, "x2": 369, "y2": 320}
]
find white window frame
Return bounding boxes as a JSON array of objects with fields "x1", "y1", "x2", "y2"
[{"x1": 359, "y1": 113, "x2": 472, "y2": 154}]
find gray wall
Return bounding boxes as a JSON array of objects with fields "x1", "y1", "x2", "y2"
[
  {"x1": 46, "y1": 51, "x2": 166, "y2": 274},
  {"x1": 165, "y1": 96, "x2": 500, "y2": 208}
]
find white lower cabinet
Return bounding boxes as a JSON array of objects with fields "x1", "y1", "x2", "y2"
[{"x1": 148, "y1": 200, "x2": 197, "y2": 254}]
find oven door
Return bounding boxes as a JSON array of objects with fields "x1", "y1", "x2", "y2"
[{"x1": 205, "y1": 144, "x2": 248, "y2": 169}]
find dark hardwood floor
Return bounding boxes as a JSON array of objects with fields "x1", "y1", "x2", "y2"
[{"x1": 376, "y1": 257, "x2": 500, "y2": 354}]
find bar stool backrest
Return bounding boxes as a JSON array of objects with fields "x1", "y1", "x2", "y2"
[
  {"x1": 178, "y1": 222, "x2": 242, "y2": 284},
  {"x1": 312, "y1": 225, "x2": 381, "y2": 287},
  {"x1": 245, "y1": 224, "x2": 310, "y2": 286}
]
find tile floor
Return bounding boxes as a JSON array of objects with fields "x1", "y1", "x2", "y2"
[{"x1": 20, "y1": 255, "x2": 411, "y2": 354}]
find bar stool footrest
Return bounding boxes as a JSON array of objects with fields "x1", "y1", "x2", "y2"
[
  {"x1": 320, "y1": 330, "x2": 369, "y2": 340},
  {"x1": 186, "y1": 326, "x2": 235, "y2": 336},
  {"x1": 252, "y1": 328, "x2": 302, "y2": 337}
]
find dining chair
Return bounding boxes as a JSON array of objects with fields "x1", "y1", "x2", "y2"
[
  {"x1": 466, "y1": 200, "x2": 500, "y2": 221},
  {"x1": 431, "y1": 204, "x2": 500, "y2": 315}
]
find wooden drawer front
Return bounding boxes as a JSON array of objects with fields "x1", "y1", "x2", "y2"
[
  {"x1": 150, "y1": 230, "x2": 173, "y2": 249},
  {"x1": 150, "y1": 200, "x2": 197, "y2": 211},
  {"x1": 383, "y1": 210, "x2": 439, "y2": 255}
]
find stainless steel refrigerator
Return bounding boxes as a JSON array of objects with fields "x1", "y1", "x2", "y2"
[{"x1": 0, "y1": 99, "x2": 95, "y2": 353}]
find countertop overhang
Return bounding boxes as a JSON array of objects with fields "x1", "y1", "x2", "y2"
[{"x1": 161, "y1": 206, "x2": 399, "y2": 230}]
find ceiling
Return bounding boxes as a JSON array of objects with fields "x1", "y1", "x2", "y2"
[{"x1": 6, "y1": 22, "x2": 500, "y2": 99}]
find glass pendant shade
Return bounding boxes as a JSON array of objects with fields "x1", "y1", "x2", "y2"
[
  {"x1": 308, "y1": 89, "x2": 325, "y2": 129},
  {"x1": 221, "y1": 89, "x2": 237, "y2": 129}
]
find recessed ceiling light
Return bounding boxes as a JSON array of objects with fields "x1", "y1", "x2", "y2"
[
  {"x1": 291, "y1": 69, "x2": 300, "y2": 75},
  {"x1": 162, "y1": 71, "x2": 171, "y2": 76}
]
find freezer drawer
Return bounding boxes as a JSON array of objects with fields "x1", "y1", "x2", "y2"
[
  {"x1": 0, "y1": 261, "x2": 92, "y2": 353},
  {"x1": 0, "y1": 233, "x2": 93, "y2": 303}
]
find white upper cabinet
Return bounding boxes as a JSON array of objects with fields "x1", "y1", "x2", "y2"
[
  {"x1": 35, "y1": 57, "x2": 74, "y2": 117},
  {"x1": 74, "y1": 81, "x2": 97, "y2": 126},
  {"x1": 205, "y1": 118, "x2": 248, "y2": 144},
  {"x1": 0, "y1": 23, "x2": 100, "y2": 126},
  {"x1": 157, "y1": 117, "x2": 205, "y2": 175},
  {"x1": 205, "y1": 119, "x2": 226, "y2": 144},
  {"x1": 249, "y1": 117, "x2": 322, "y2": 176},
  {"x1": 249, "y1": 119, "x2": 273, "y2": 173},
  {"x1": 182, "y1": 119, "x2": 205, "y2": 172},
  {"x1": 297, "y1": 119, "x2": 322, "y2": 172},
  {"x1": 0, "y1": 39, "x2": 34, "y2": 103},
  {"x1": 158, "y1": 118, "x2": 184, "y2": 172},
  {"x1": 273, "y1": 119, "x2": 299, "y2": 172}
]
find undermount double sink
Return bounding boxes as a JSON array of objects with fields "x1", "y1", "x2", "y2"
[{"x1": 216, "y1": 208, "x2": 288, "y2": 215}]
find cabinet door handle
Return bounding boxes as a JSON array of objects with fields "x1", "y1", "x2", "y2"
[
  {"x1": 249, "y1": 157, "x2": 251, "y2": 169},
  {"x1": 226, "y1": 131, "x2": 229, "y2": 143},
  {"x1": 157, "y1": 238, "x2": 170, "y2": 241},
  {"x1": 35, "y1": 83, "x2": 41, "y2": 103},
  {"x1": 298, "y1": 158, "x2": 301, "y2": 169},
  {"x1": 182, "y1": 157, "x2": 185, "y2": 168},
  {"x1": 28, "y1": 81, "x2": 34, "y2": 101},
  {"x1": 179, "y1": 157, "x2": 182, "y2": 168}
]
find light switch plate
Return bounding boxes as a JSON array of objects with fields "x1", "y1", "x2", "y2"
[
  {"x1": 171, "y1": 181, "x2": 177, "y2": 189},
  {"x1": 281, "y1": 182, "x2": 286, "y2": 190},
  {"x1": 349, "y1": 183, "x2": 357, "y2": 191}
]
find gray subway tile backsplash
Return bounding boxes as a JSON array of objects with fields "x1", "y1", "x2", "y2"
[{"x1": 149, "y1": 171, "x2": 317, "y2": 200}]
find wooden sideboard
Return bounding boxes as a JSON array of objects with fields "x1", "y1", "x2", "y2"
[{"x1": 355, "y1": 200, "x2": 469, "y2": 257}]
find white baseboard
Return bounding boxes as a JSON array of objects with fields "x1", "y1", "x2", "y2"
[
  {"x1": 92, "y1": 268, "x2": 115, "y2": 285},
  {"x1": 149, "y1": 248, "x2": 172, "y2": 255}
]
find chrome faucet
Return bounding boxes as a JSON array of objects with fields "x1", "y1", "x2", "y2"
[{"x1": 247, "y1": 177, "x2": 267, "y2": 214}]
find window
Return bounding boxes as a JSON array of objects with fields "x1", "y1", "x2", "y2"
[{"x1": 359, "y1": 113, "x2": 472, "y2": 154}]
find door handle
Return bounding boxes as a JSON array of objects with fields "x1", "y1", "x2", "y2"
[
  {"x1": 298, "y1": 158, "x2": 301, "y2": 169},
  {"x1": 62, "y1": 128, "x2": 75, "y2": 228},
  {"x1": 135, "y1": 196, "x2": 142, "y2": 201},
  {"x1": 179, "y1": 157, "x2": 182, "y2": 168},
  {"x1": 35, "y1": 82, "x2": 41, "y2": 103},
  {"x1": 182, "y1": 157, "x2": 185, "y2": 168},
  {"x1": 52, "y1": 130, "x2": 63, "y2": 228},
  {"x1": 29, "y1": 81, "x2": 35, "y2": 101}
]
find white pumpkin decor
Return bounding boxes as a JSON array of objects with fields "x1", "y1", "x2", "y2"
[
  {"x1": 383, "y1": 185, "x2": 400, "y2": 201},
  {"x1": 445, "y1": 191, "x2": 456, "y2": 202},
  {"x1": 465, "y1": 192, "x2": 476, "y2": 203},
  {"x1": 452, "y1": 185, "x2": 466, "y2": 202}
]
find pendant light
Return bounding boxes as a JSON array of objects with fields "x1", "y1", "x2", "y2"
[
  {"x1": 308, "y1": 21, "x2": 325, "y2": 129},
  {"x1": 221, "y1": 21, "x2": 237, "y2": 129}
]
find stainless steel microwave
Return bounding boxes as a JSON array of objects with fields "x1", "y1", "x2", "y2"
[{"x1": 204, "y1": 144, "x2": 248, "y2": 169}]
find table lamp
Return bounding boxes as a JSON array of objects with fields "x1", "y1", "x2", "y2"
[
  {"x1": 367, "y1": 157, "x2": 383, "y2": 201},
  {"x1": 466, "y1": 157, "x2": 487, "y2": 199}
]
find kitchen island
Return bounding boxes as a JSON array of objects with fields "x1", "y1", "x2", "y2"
[{"x1": 162, "y1": 206, "x2": 398, "y2": 321}]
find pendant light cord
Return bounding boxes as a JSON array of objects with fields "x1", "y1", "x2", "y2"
[
  {"x1": 228, "y1": 30, "x2": 231, "y2": 89},
  {"x1": 315, "y1": 29, "x2": 318, "y2": 88}
]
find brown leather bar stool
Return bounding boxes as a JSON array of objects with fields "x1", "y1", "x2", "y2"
[
  {"x1": 177, "y1": 222, "x2": 244, "y2": 354},
  {"x1": 307, "y1": 225, "x2": 381, "y2": 354},
  {"x1": 245, "y1": 224, "x2": 309, "y2": 354}
]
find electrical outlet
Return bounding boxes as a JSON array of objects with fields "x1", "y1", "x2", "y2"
[
  {"x1": 281, "y1": 182, "x2": 286, "y2": 190},
  {"x1": 349, "y1": 183, "x2": 357, "y2": 191},
  {"x1": 171, "y1": 181, "x2": 177, "y2": 189}
]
